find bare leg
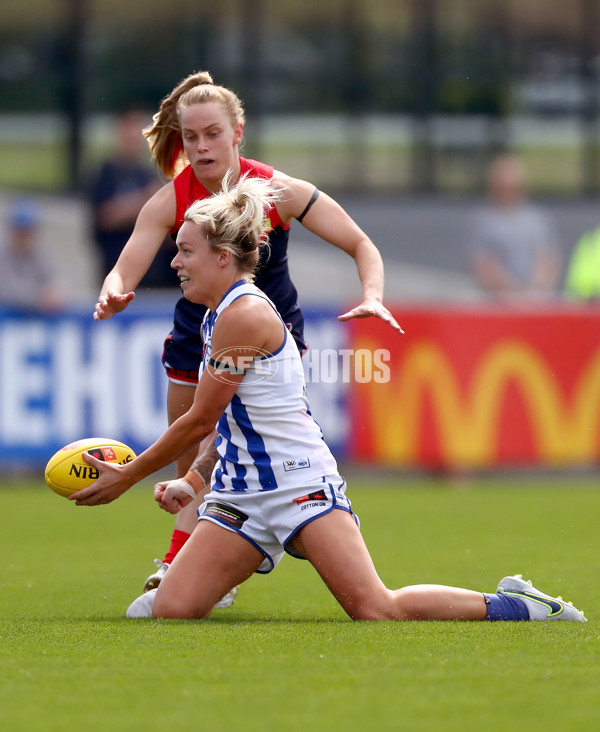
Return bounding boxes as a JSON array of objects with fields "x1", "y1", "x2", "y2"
[
  {"x1": 153, "y1": 521, "x2": 263, "y2": 619},
  {"x1": 291, "y1": 510, "x2": 487, "y2": 621}
]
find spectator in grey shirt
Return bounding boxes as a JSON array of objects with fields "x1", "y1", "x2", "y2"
[
  {"x1": 467, "y1": 155, "x2": 561, "y2": 300},
  {"x1": 0, "y1": 199, "x2": 64, "y2": 313}
]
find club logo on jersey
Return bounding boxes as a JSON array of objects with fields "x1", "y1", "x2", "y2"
[
  {"x1": 284, "y1": 458, "x2": 310, "y2": 472},
  {"x1": 202, "y1": 501, "x2": 248, "y2": 530},
  {"x1": 292, "y1": 489, "x2": 327, "y2": 505}
]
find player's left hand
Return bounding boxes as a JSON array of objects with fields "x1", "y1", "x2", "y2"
[
  {"x1": 93, "y1": 290, "x2": 136, "y2": 321},
  {"x1": 154, "y1": 477, "x2": 196, "y2": 514},
  {"x1": 68, "y1": 452, "x2": 135, "y2": 505},
  {"x1": 338, "y1": 299, "x2": 404, "y2": 334}
]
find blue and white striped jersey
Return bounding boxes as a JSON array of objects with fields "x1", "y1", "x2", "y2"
[{"x1": 201, "y1": 281, "x2": 338, "y2": 492}]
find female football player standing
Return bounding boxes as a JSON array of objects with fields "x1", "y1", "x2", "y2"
[
  {"x1": 76, "y1": 175, "x2": 585, "y2": 624},
  {"x1": 92, "y1": 70, "x2": 402, "y2": 595}
]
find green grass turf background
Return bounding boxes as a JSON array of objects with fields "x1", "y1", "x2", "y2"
[{"x1": 1, "y1": 476, "x2": 599, "y2": 731}]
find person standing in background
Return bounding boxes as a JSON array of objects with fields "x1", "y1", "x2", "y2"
[
  {"x1": 89, "y1": 108, "x2": 176, "y2": 289},
  {"x1": 0, "y1": 198, "x2": 65, "y2": 313},
  {"x1": 466, "y1": 154, "x2": 562, "y2": 300}
]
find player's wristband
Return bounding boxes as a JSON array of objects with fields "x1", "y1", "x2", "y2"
[{"x1": 183, "y1": 469, "x2": 205, "y2": 496}]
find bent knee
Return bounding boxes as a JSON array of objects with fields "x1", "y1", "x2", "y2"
[
  {"x1": 350, "y1": 606, "x2": 397, "y2": 621},
  {"x1": 342, "y1": 589, "x2": 399, "y2": 621},
  {"x1": 152, "y1": 592, "x2": 212, "y2": 620}
]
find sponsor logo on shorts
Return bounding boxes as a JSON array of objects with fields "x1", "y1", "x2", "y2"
[
  {"x1": 292, "y1": 490, "x2": 328, "y2": 510},
  {"x1": 283, "y1": 458, "x2": 310, "y2": 471},
  {"x1": 203, "y1": 501, "x2": 248, "y2": 530}
]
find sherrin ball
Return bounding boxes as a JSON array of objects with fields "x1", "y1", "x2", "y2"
[{"x1": 44, "y1": 437, "x2": 136, "y2": 497}]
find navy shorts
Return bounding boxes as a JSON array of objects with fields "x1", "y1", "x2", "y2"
[{"x1": 162, "y1": 297, "x2": 307, "y2": 385}]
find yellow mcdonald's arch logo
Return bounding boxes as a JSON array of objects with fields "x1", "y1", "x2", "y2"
[{"x1": 356, "y1": 338, "x2": 600, "y2": 466}]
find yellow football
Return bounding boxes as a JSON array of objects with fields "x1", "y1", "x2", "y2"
[{"x1": 44, "y1": 437, "x2": 136, "y2": 497}]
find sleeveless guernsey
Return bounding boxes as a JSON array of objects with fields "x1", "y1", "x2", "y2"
[{"x1": 201, "y1": 281, "x2": 337, "y2": 493}]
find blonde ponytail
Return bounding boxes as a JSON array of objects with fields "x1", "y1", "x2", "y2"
[{"x1": 143, "y1": 71, "x2": 245, "y2": 179}]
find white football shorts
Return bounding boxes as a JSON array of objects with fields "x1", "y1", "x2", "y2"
[{"x1": 197, "y1": 475, "x2": 359, "y2": 573}]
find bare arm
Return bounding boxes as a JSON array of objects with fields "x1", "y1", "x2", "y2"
[
  {"x1": 531, "y1": 247, "x2": 562, "y2": 294},
  {"x1": 274, "y1": 171, "x2": 403, "y2": 334},
  {"x1": 95, "y1": 180, "x2": 161, "y2": 231},
  {"x1": 71, "y1": 297, "x2": 280, "y2": 506},
  {"x1": 93, "y1": 182, "x2": 177, "y2": 320},
  {"x1": 70, "y1": 367, "x2": 237, "y2": 505},
  {"x1": 472, "y1": 247, "x2": 561, "y2": 299},
  {"x1": 471, "y1": 251, "x2": 519, "y2": 296},
  {"x1": 189, "y1": 435, "x2": 220, "y2": 483}
]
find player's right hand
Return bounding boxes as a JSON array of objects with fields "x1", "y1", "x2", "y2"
[
  {"x1": 93, "y1": 290, "x2": 135, "y2": 320},
  {"x1": 154, "y1": 477, "x2": 196, "y2": 514}
]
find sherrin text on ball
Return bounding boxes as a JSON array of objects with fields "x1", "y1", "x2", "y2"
[{"x1": 44, "y1": 438, "x2": 136, "y2": 497}]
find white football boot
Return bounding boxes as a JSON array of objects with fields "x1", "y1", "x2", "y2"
[
  {"x1": 497, "y1": 574, "x2": 586, "y2": 622},
  {"x1": 126, "y1": 588, "x2": 158, "y2": 618},
  {"x1": 213, "y1": 586, "x2": 238, "y2": 609},
  {"x1": 126, "y1": 586, "x2": 239, "y2": 618}
]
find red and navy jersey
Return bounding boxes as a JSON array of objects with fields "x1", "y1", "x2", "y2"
[
  {"x1": 170, "y1": 157, "x2": 286, "y2": 233},
  {"x1": 162, "y1": 157, "x2": 306, "y2": 382}
]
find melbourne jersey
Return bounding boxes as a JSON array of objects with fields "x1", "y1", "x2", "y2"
[
  {"x1": 202, "y1": 281, "x2": 337, "y2": 493},
  {"x1": 162, "y1": 158, "x2": 306, "y2": 382}
]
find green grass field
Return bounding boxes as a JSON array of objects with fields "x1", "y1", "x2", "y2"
[{"x1": 1, "y1": 476, "x2": 599, "y2": 731}]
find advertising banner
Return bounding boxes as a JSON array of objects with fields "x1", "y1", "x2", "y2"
[
  {"x1": 3, "y1": 303, "x2": 600, "y2": 471},
  {"x1": 349, "y1": 305, "x2": 600, "y2": 469},
  {"x1": 0, "y1": 305, "x2": 347, "y2": 468},
  {"x1": 0, "y1": 307, "x2": 172, "y2": 465}
]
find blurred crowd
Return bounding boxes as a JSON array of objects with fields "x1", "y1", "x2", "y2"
[
  {"x1": 1, "y1": 135, "x2": 599, "y2": 315},
  {"x1": 0, "y1": 109, "x2": 179, "y2": 315}
]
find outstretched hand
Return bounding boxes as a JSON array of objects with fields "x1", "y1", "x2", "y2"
[
  {"x1": 338, "y1": 298, "x2": 404, "y2": 334},
  {"x1": 68, "y1": 452, "x2": 135, "y2": 506},
  {"x1": 93, "y1": 290, "x2": 136, "y2": 321},
  {"x1": 154, "y1": 477, "x2": 197, "y2": 514}
]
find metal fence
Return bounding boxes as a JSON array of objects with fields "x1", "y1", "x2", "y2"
[{"x1": 1, "y1": 0, "x2": 599, "y2": 194}]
